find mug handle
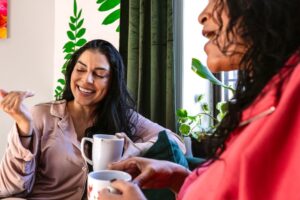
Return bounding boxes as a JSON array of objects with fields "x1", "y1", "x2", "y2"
[{"x1": 80, "y1": 137, "x2": 93, "y2": 165}]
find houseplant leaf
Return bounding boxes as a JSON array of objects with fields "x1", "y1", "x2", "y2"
[
  {"x1": 179, "y1": 124, "x2": 191, "y2": 135},
  {"x1": 192, "y1": 58, "x2": 234, "y2": 92},
  {"x1": 176, "y1": 109, "x2": 188, "y2": 118}
]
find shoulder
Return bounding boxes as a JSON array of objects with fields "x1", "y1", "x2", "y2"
[
  {"x1": 31, "y1": 99, "x2": 67, "y2": 119},
  {"x1": 130, "y1": 111, "x2": 152, "y2": 126}
]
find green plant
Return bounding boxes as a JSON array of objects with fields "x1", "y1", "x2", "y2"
[
  {"x1": 177, "y1": 58, "x2": 234, "y2": 141},
  {"x1": 96, "y1": 0, "x2": 120, "y2": 32},
  {"x1": 54, "y1": 0, "x2": 87, "y2": 99}
]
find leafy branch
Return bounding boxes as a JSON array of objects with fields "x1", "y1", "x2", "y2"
[
  {"x1": 176, "y1": 58, "x2": 233, "y2": 141},
  {"x1": 96, "y1": 0, "x2": 121, "y2": 32},
  {"x1": 177, "y1": 94, "x2": 227, "y2": 141},
  {"x1": 54, "y1": 0, "x2": 87, "y2": 99}
]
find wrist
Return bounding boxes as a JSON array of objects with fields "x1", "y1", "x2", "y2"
[
  {"x1": 170, "y1": 164, "x2": 191, "y2": 193},
  {"x1": 16, "y1": 120, "x2": 33, "y2": 137}
]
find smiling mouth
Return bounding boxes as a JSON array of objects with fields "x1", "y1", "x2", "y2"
[
  {"x1": 77, "y1": 86, "x2": 95, "y2": 95},
  {"x1": 202, "y1": 30, "x2": 217, "y2": 40}
]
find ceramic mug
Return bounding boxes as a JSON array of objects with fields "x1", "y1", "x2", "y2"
[
  {"x1": 87, "y1": 170, "x2": 132, "y2": 199},
  {"x1": 81, "y1": 134, "x2": 124, "y2": 171}
]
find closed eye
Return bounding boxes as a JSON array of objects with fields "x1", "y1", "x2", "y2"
[
  {"x1": 76, "y1": 68, "x2": 86, "y2": 72},
  {"x1": 94, "y1": 73, "x2": 109, "y2": 79}
]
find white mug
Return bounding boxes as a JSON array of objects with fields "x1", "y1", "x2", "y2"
[
  {"x1": 87, "y1": 170, "x2": 132, "y2": 199},
  {"x1": 81, "y1": 134, "x2": 124, "y2": 171}
]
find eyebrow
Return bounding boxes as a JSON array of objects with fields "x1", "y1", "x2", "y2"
[{"x1": 77, "y1": 60, "x2": 109, "y2": 71}]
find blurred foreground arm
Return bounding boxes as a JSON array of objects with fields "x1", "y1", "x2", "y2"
[{"x1": 109, "y1": 157, "x2": 191, "y2": 193}]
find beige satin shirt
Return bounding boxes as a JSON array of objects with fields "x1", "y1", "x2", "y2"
[{"x1": 0, "y1": 100, "x2": 185, "y2": 199}]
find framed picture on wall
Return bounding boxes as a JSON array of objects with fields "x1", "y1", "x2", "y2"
[{"x1": 0, "y1": 0, "x2": 7, "y2": 39}]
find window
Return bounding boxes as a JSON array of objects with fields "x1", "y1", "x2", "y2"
[
  {"x1": 174, "y1": 0, "x2": 237, "y2": 121},
  {"x1": 221, "y1": 71, "x2": 238, "y2": 101},
  {"x1": 174, "y1": 0, "x2": 210, "y2": 116}
]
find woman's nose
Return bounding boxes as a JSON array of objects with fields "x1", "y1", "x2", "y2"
[
  {"x1": 198, "y1": 12, "x2": 208, "y2": 25},
  {"x1": 85, "y1": 72, "x2": 94, "y2": 84}
]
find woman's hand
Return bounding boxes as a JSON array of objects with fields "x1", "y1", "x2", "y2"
[
  {"x1": 0, "y1": 89, "x2": 34, "y2": 136},
  {"x1": 109, "y1": 157, "x2": 191, "y2": 193},
  {"x1": 99, "y1": 180, "x2": 146, "y2": 200}
]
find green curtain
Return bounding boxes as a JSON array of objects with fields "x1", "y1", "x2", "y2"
[{"x1": 120, "y1": 0, "x2": 175, "y2": 131}]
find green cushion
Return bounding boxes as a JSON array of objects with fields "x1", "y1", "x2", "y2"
[
  {"x1": 186, "y1": 156, "x2": 206, "y2": 170},
  {"x1": 142, "y1": 131, "x2": 188, "y2": 200}
]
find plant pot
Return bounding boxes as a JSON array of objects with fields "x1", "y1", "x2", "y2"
[{"x1": 191, "y1": 137, "x2": 207, "y2": 158}]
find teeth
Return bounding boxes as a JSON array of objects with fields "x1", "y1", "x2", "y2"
[
  {"x1": 78, "y1": 86, "x2": 93, "y2": 93},
  {"x1": 204, "y1": 32, "x2": 216, "y2": 39}
]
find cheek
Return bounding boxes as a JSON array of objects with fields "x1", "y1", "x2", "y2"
[
  {"x1": 70, "y1": 74, "x2": 75, "y2": 87},
  {"x1": 96, "y1": 80, "x2": 110, "y2": 94}
]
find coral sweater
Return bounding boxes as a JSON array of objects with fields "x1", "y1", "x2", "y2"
[{"x1": 178, "y1": 53, "x2": 300, "y2": 200}]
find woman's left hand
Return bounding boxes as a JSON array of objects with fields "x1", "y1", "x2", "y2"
[{"x1": 99, "y1": 180, "x2": 146, "y2": 200}]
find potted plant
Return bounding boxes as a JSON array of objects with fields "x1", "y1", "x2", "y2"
[{"x1": 177, "y1": 58, "x2": 234, "y2": 158}]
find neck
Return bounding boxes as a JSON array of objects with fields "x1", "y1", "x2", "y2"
[{"x1": 67, "y1": 100, "x2": 94, "y2": 124}]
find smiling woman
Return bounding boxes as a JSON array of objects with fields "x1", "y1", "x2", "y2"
[
  {"x1": 0, "y1": 0, "x2": 7, "y2": 39},
  {"x1": 0, "y1": 39, "x2": 185, "y2": 199}
]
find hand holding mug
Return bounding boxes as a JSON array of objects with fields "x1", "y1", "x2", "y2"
[
  {"x1": 0, "y1": 89, "x2": 34, "y2": 136},
  {"x1": 99, "y1": 179, "x2": 146, "y2": 200},
  {"x1": 87, "y1": 170, "x2": 132, "y2": 200},
  {"x1": 109, "y1": 157, "x2": 191, "y2": 193}
]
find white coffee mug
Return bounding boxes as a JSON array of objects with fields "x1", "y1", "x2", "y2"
[
  {"x1": 81, "y1": 134, "x2": 124, "y2": 171},
  {"x1": 87, "y1": 170, "x2": 132, "y2": 200}
]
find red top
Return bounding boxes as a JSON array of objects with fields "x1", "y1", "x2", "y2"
[{"x1": 178, "y1": 53, "x2": 300, "y2": 200}]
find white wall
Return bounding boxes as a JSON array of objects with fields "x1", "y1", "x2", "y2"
[{"x1": 0, "y1": 0, "x2": 54, "y2": 158}]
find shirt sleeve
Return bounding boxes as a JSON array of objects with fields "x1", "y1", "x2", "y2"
[
  {"x1": 0, "y1": 116, "x2": 40, "y2": 197},
  {"x1": 130, "y1": 112, "x2": 186, "y2": 155}
]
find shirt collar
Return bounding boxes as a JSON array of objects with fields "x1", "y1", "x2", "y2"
[{"x1": 50, "y1": 99, "x2": 68, "y2": 119}]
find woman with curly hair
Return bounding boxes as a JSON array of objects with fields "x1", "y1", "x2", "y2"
[{"x1": 101, "y1": 0, "x2": 300, "y2": 199}]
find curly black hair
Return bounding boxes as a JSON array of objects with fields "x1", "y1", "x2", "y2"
[
  {"x1": 61, "y1": 39, "x2": 137, "y2": 139},
  {"x1": 204, "y1": 0, "x2": 300, "y2": 159}
]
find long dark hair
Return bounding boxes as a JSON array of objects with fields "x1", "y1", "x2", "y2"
[
  {"x1": 204, "y1": 0, "x2": 300, "y2": 159},
  {"x1": 61, "y1": 39, "x2": 137, "y2": 139}
]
